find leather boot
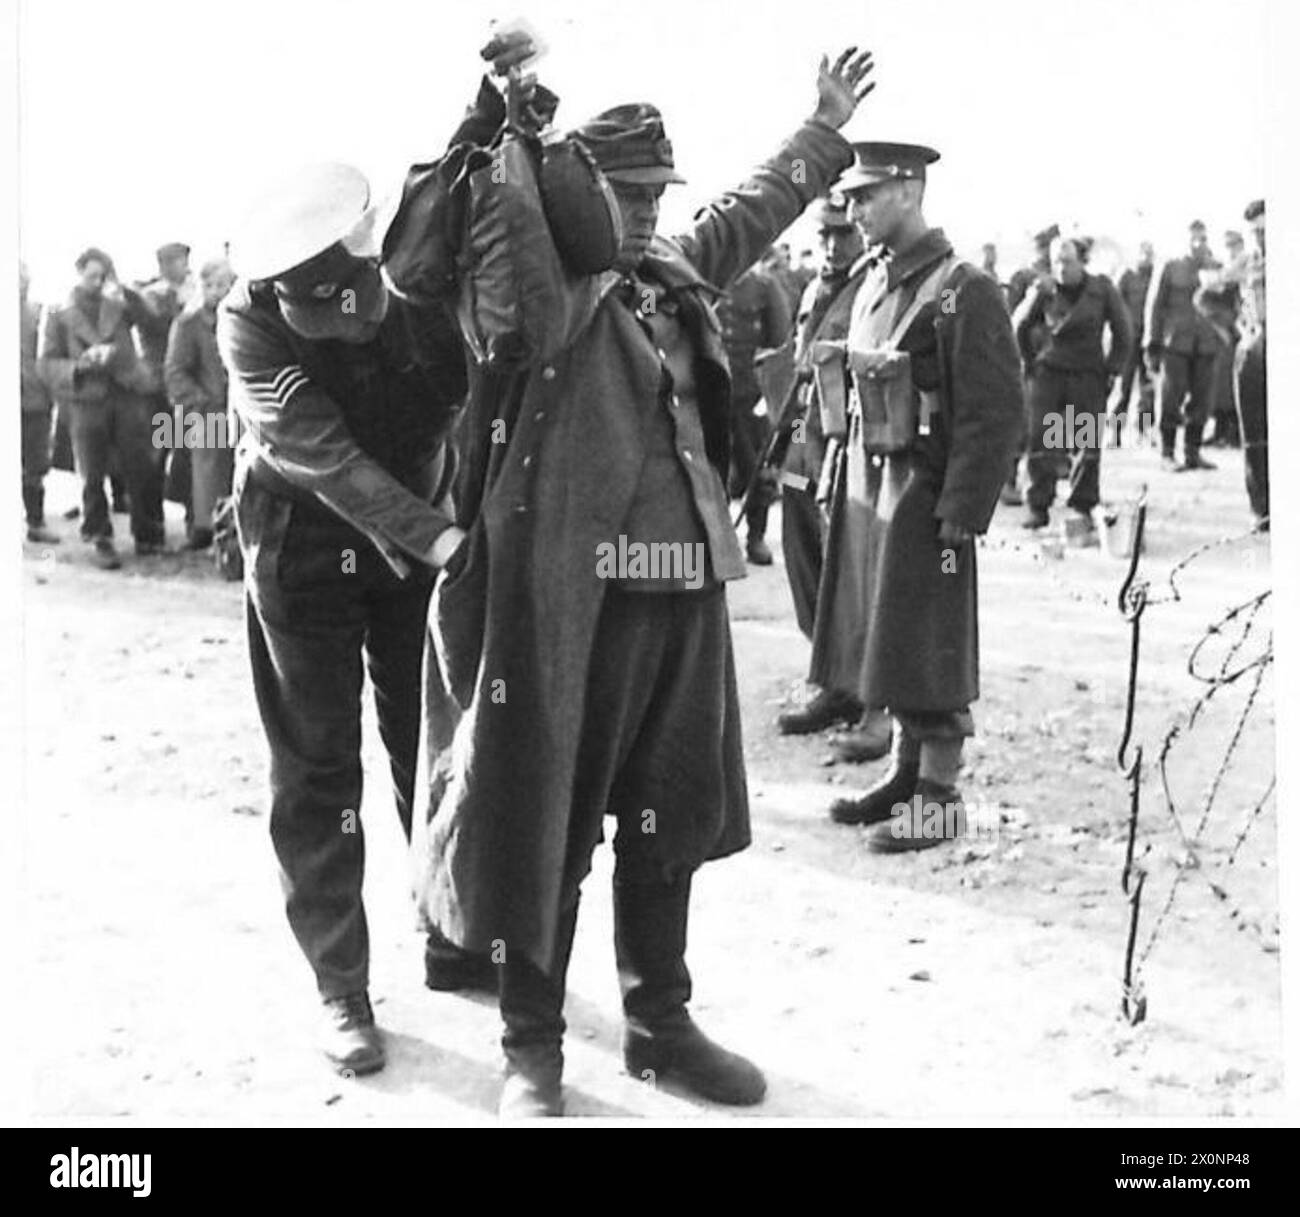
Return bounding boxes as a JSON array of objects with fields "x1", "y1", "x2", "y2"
[
  {"x1": 23, "y1": 484, "x2": 59, "y2": 543},
  {"x1": 868, "y1": 778, "x2": 965, "y2": 854},
  {"x1": 777, "y1": 687, "x2": 863, "y2": 735},
  {"x1": 828, "y1": 724, "x2": 920, "y2": 826},
  {"x1": 832, "y1": 710, "x2": 892, "y2": 764},
  {"x1": 498, "y1": 898, "x2": 579, "y2": 1118},
  {"x1": 616, "y1": 868, "x2": 766, "y2": 1106},
  {"x1": 320, "y1": 991, "x2": 385, "y2": 1076}
]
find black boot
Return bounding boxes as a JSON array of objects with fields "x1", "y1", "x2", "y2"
[
  {"x1": 777, "y1": 687, "x2": 864, "y2": 735},
  {"x1": 23, "y1": 484, "x2": 59, "y2": 544},
  {"x1": 828, "y1": 757, "x2": 920, "y2": 825},
  {"x1": 616, "y1": 868, "x2": 766, "y2": 1106},
  {"x1": 498, "y1": 898, "x2": 578, "y2": 1118}
]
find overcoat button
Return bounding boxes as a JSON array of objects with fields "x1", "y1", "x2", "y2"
[{"x1": 541, "y1": 366, "x2": 556, "y2": 380}]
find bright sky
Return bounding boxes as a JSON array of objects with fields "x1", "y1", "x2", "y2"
[{"x1": 16, "y1": 0, "x2": 1275, "y2": 298}]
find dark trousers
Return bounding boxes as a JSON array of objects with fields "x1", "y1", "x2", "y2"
[
  {"x1": 239, "y1": 480, "x2": 433, "y2": 999},
  {"x1": 728, "y1": 390, "x2": 772, "y2": 540},
  {"x1": 1157, "y1": 349, "x2": 1215, "y2": 460},
  {"x1": 1211, "y1": 337, "x2": 1240, "y2": 444},
  {"x1": 1025, "y1": 367, "x2": 1108, "y2": 515},
  {"x1": 1235, "y1": 330, "x2": 1268, "y2": 520},
  {"x1": 1114, "y1": 335, "x2": 1154, "y2": 434},
  {"x1": 781, "y1": 484, "x2": 823, "y2": 640},
  {"x1": 67, "y1": 393, "x2": 162, "y2": 544},
  {"x1": 21, "y1": 407, "x2": 52, "y2": 525},
  {"x1": 139, "y1": 394, "x2": 169, "y2": 539},
  {"x1": 500, "y1": 587, "x2": 731, "y2": 1052}
]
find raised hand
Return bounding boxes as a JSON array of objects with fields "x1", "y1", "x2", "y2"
[
  {"x1": 812, "y1": 47, "x2": 875, "y2": 130},
  {"x1": 480, "y1": 23, "x2": 540, "y2": 76}
]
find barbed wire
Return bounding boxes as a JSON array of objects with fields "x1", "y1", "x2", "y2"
[{"x1": 1112, "y1": 491, "x2": 1276, "y2": 1025}]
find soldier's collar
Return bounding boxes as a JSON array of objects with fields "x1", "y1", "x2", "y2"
[{"x1": 884, "y1": 227, "x2": 953, "y2": 290}]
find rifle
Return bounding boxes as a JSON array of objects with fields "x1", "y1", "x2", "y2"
[{"x1": 733, "y1": 339, "x2": 811, "y2": 528}]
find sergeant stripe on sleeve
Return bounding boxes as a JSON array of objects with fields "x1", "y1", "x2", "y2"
[{"x1": 242, "y1": 364, "x2": 309, "y2": 407}]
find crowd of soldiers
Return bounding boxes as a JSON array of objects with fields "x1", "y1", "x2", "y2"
[
  {"x1": 20, "y1": 243, "x2": 237, "y2": 569},
  {"x1": 16, "y1": 26, "x2": 1268, "y2": 1119}
]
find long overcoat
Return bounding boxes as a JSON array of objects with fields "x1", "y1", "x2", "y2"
[
  {"x1": 810, "y1": 229, "x2": 1022, "y2": 712},
  {"x1": 418, "y1": 121, "x2": 853, "y2": 972}
]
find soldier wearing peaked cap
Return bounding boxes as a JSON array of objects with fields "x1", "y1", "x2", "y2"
[
  {"x1": 215, "y1": 82, "x2": 517, "y2": 1078},
  {"x1": 776, "y1": 195, "x2": 885, "y2": 743},
  {"x1": 418, "y1": 37, "x2": 875, "y2": 1117},
  {"x1": 813, "y1": 141, "x2": 1023, "y2": 850}
]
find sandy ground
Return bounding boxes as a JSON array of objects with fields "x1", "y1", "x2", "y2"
[{"x1": 17, "y1": 437, "x2": 1280, "y2": 1122}]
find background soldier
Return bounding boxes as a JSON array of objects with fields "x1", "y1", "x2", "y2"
[
  {"x1": 1234, "y1": 199, "x2": 1267, "y2": 528},
  {"x1": 20, "y1": 262, "x2": 59, "y2": 544},
  {"x1": 777, "y1": 196, "x2": 865, "y2": 646},
  {"x1": 1113, "y1": 240, "x2": 1156, "y2": 445},
  {"x1": 164, "y1": 258, "x2": 236, "y2": 550},
  {"x1": 1014, "y1": 236, "x2": 1132, "y2": 532},
  {"x1": 1145, "y1": 219, "x2": 1222, "y2": 471},
  {"x1": 777, "y1": 197, "x2": 889, "y2": 758},
  {"x1": 38, "y1": 247, "x2": 162, "y2": 569},
  {"x1": 126, "y1": 241, "x2": 195, "y2": 547},
  {"x1": 219, "y1": 154, "x2": 480, "y2": 1078},
  {"x1": 999, "y1": 223, "x2": 1056, "y2": 506},
  {"x1": 981, "y1": 241, "x2": 1000, "y2": 284},
  {"x1": 1199, "y1": 230, "x2": 1244, "y2": 448},
  {"x1": 819, "y1": 142, "x2": 1022, "y2": 850},
  {"x1": 716, "y1": 261, "x2": 791, "y2": 563}
]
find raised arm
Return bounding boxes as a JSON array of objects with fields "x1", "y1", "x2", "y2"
[{"x1": 676, "y1": 48, "x2": 872, "y2": 290}]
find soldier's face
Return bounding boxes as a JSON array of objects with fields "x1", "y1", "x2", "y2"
[
  {"x1": 160, "y1": 254, "x2": 190, "y2": 285},
  {"x1": 78, "y1": 260, "x2": 108, "y2": 297},
  {"x1": 611, "y1": 182, "x2": 664, "y2": 272},
  {"x1": 818, "y1": 226, "x2": 862, "y2": 272},
  {"x1": 846, "y1": 181, "x2": 905, "y2": 248},
  {"x1": 1138, "y1": 242, "x2": 1154, "y2": 266},
  {"x1": 1051, "y1": 238, "x2": 1084, "y2": 286},
  {"x1": 1251, "y1": 217, "x2": 1265, "y2": 256},
  {"x1": 1189, "y1": 229, "x2": 1208, "y2": 257},
  {"x1": 201, "y1": 269, "x2": 235, "y2": 310}
]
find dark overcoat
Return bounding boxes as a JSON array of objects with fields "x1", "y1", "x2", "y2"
[
  {"x1": 810, "y1": 229, "x2": 1022, "y2": 713},
  {"x1": 418, "y1": 121, "x2": 853, "y2": 972}
]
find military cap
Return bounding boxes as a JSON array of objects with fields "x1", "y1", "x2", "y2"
[
  {"x1": 233, "y1": 162, "x2": 386, "y2": 339},
  {"x1": 1244, "y1": 198, "x2": 1265, "y2": 221},
  {"x1": 811, "y1": 195, "x2": 855, "y2": 231},
  {"x1": 1224, "y1": 228, "x2": 1244, "y2": 245},
  {"x1": 234, "y1": 162, "x2": 373, "y2": 283},
  {"x1": 835, "y1": 142, "x2": 940, "y2": 194},
  {"x1": 1189, "y1": 218, "x2": 1207, "y2": 233},
  {"x1": 571, "y1": 104, "x2": 686, "y2": 186},
  {"x1": 156, "y1": 241, "x2": 190, "y2": 263},
  {"x1": 1033, "y1": 223, "x2": 1061, "y2": 248}
]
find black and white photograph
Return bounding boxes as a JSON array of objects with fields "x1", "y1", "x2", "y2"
[{"x1": 3, "y1": 0, "x2": 1297, "y2": 1170}]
